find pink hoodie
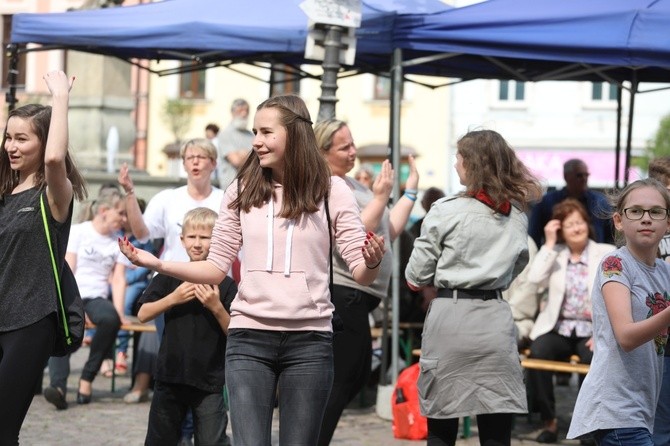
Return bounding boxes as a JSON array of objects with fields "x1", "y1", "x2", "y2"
[{"x1": 207, "y1": 176, "x2": 366, "y2": 331}]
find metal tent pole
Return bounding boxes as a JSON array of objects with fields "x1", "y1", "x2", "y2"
[
  {"x1": 624, "y1": 77, "x2": 638, "y2": 186},
  {"x1": 389, "y1": 47, "x2": 403, "y2": 384},
  {"x1": 5, "y1": 44, "x2": 19, "y2": 112},
  {"x1": 316, "y1": 25, "x2": 343, "y2": 122}
]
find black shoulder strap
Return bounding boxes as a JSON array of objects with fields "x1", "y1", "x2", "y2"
[{"x1": 324, "y1": 192, "x2": 333, "y2": 297}]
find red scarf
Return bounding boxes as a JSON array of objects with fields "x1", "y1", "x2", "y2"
[{"x1": 469, "y1": 189, "x2": 511, "y2": 216}]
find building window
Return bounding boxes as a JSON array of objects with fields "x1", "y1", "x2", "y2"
[
  {"x1": 179, "y1": 63, "x2": 205, "y2": 99},
  {"x1": 270, "y1": 64, "x2": 300, "y2": 96},
  {"x1": 373, "y1": 75, "x2": 405, "y2": 101},
  {"x1": 2, "y1": 15, "x2": 27, "y2": 90},
  {"x1": 591, "y1": 82, "x2": 618, "y2": 101},
  {"x1": 499, "y1": 80, "x2": 525, "y2": 101}
]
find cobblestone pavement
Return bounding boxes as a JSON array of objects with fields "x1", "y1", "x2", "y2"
[{"x1": 20, "y1": 346, "x2": 584, "y2": 445}]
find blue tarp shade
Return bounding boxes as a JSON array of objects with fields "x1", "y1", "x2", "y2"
[
  {"x1": 10, "y1": 0, "x2": 448, "y2": 69},
  {"x1": 393, "y1": 0, "x2": 670, "y2": 83}
]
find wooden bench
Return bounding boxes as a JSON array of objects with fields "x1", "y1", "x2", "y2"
[
  {"x1": 519, "y1": 350, "x2": 590, "y2": 375},
  {"x1": 520, "y1": 356, "x2": 590, "y2": 375}
]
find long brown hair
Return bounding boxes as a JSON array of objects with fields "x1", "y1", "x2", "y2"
[
  {"x1": 457, "y1": 129, "x2": 541, "y2": 211},
  {"x1": 0, "y1": 104, "x2": 88, "y2": 200},
  {"x1": 231, "y1": 95, "x2": 331, "y2": 220}
]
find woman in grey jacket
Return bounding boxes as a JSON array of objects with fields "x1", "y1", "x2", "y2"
[{"x1": 406, "y1": 129, "x2": 542, "y2": 446}]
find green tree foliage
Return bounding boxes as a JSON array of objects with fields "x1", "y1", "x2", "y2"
[
  {"x1": 634, "y1": 113, "x2": 670, "y2": 170},
  {"x1": 161, "y1": 99, "x2": 194, "y2": 143}
]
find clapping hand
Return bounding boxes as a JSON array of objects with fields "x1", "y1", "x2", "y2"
[
  {"x1": 194, "y1": 284, "x2": 222, "y2": 313},
  {"x1": 118, "y1": 163, "x2": 135, "y2": 195}
]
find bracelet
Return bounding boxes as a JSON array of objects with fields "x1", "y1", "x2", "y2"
[
  {"x1": 366, "y1": 259, "x2": 383, "y2": 269},
  {"x1": 404, "y1": 192, "x2": 417, "y2": 202},
  {"x1": 404, "y1": 188, "x2": 418, "y2": 195}
]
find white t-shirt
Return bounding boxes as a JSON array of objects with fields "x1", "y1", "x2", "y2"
[
  {"x1": 67, "y1": 221, "x2": 129, "y2": 299},
  {"x1": 141, "y1": 185, "x2": 224, "y2": 262}
]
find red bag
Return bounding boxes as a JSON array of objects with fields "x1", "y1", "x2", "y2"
[{"x1": 391, "y1": 363, "x2": 427, "y2": 440}]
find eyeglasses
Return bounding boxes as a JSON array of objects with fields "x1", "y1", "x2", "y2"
[
  {"x1": 623, "y1": 207, "x2": 669, "y2": 220},
  {"x1": 183, "y1": 155, "x2": 211, "y2": 163},
  {"x1": 562, "y1": 220, "x2": 587, "y2": 230}
]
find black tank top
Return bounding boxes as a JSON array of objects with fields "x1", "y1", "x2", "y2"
[{"x1": 0, "y1": 188, "x2": 72, "y2": 331}]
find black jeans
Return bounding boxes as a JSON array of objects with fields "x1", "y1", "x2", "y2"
[
  {"x1": 317, "y1": 285, "x2": 376, "y2": 446},
  {"x1": 81, "y1": 297, "x2": 121, "y2": 382},
  {"x1": 0, "y1": 315, "x2": 55, "y2": 445},
  {"x1": 146, "y1": 381, "x2": 229, "y2": 446},
  {"x1": 527, "y1": 330, "x2": 592, "y2": 421}
]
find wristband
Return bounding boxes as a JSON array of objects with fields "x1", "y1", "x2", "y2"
[
  {"x1": 404, "y1": 188, "x2": 418, "y2": 195},
  {"x1": 366, "y1": 259, "x2": 382, "y2": 269},
  {"x1": 404, "y1": 193, "x2": 417, "y2": 202}
]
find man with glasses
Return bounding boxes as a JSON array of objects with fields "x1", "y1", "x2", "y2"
[{"x1": 529, "y1": 158, "x2": 614, "y2": 247}]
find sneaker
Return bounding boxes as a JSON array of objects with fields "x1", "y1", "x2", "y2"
[
  {"x1": 115, "y1": 351, "x2": 128, "y2": 375},
  {"x1": 123, "y1": 390, "x2": 149, "y2": 404},
  {"x1": 178, "y1": 436, "x2": 194, "y2": 446},
  {"x1": 43, "y1": 386, "x2": 68, "y2": 410}
]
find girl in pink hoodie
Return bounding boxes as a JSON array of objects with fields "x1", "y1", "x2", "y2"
[{"x1": 120, "y1": 94, "x2": 385, "y2": 445}]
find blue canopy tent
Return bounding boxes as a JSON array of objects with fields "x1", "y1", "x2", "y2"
[
  {"x1": 7, "y1": 0, "x2": 450, "y2": 388},
  {"x1": 8, "y1": 0, "x2": 449, "y2": 131},
  {"x1": 390, "y1": 0, "x2": 670, "y2": 186},
  {"x1": 8, "y1": 0, "x2": 446, "y2": 77}
]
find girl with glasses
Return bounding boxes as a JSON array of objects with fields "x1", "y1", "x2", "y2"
[{"x1": 568, "y1": 178, "x2": 670, "y2": 446}]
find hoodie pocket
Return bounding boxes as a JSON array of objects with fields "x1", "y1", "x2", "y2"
[{"x1": 237, "y1": 269, "x2": 320, "y2": 319}]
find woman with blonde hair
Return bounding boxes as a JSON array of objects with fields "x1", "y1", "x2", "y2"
[{"x1": 315, "y1": 118, "x2": 419, "y2": 445}]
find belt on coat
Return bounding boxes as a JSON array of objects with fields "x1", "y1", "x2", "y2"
[{"x1": 436, "y1": 288, "x2": 500, "y2": 300}]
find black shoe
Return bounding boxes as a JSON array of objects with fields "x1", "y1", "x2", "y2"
[
  {"x1": 76, "y1": 391, "x2": 91, "y2": 405},
  {"x1": 536, "y1": 430, "x2": 558, "y2": 443},
  {"x1": 43, "y1": 386, "x2": 68, "y2": 410},
  {"x1": 555, "y1": 372, "x2": 571, "y2": 386}
]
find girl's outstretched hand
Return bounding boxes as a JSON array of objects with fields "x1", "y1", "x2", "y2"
[
  {"x1": 43, "y1": 70, "x2": 74, "y2": 95},
  {"x1": 118, "y1": 236, "x2": 160, "y2": 270},
  {"x1": 362, "y1": 231, "x2": 385, "y2": 268}
]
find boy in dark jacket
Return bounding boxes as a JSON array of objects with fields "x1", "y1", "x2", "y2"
[{"x1": 137, "y1": 207, "x2": 235, "y2": 445}]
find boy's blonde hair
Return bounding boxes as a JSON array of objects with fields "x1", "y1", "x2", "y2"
[{"x1": 181, "y1": 207, "x2": 218, "y2": 234}]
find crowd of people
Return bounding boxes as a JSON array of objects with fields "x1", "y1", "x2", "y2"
[{"x1": 2, "y1": 71, "x2": 670, "y2": 446}]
